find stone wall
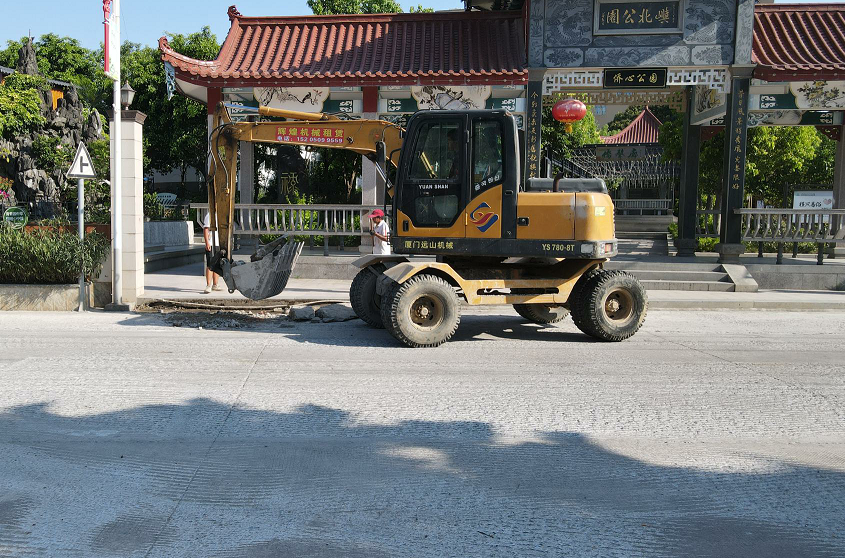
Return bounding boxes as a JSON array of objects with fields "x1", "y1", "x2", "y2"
[{"x1": 531, "y1": 0, "x2": 737, "y2": 68}]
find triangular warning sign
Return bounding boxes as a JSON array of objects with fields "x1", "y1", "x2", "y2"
[{"x1": 66, "y1": 142, "x2": 97, "y2": 179}]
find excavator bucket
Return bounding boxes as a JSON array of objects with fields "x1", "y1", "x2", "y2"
[{"x1": 221, "y1": 237, "x2": 305, "y2": 300}]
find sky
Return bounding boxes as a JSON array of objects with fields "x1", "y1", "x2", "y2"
[
  {"x1": 0, "y1": 0, "x2": 465, "y2": 51},
  {"x1": 0, "y1": 0, "x2": 837, "y2": 53}
]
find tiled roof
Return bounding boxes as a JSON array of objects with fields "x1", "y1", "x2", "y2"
[
  {"x1": 753, "y1": 4, "x2": 845, "y2": 81},
  {"x1": 601, "y1": 107, "x2": 662, "y2": 145},
  {"x1": 159, "y1": 6, "x2": 527, "y2": 87}
]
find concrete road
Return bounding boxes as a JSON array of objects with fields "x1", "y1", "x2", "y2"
[{"x1": 0, "y1": 308, "x2": 843, "y2": 557}]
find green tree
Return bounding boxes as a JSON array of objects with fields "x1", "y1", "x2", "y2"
[
  {"x1": 0, "y1": 35, "x2": 110, "y2": 110},
  {"x1": 0, "y1": 73, "x2": 46, "y2": 139},
  {"x1": 307, "y1": 0, "x2": 403, "y2": 14},
  {"x1": 121, "y1": 28, "x2": 220, "y2": 193},
  {"x1": 659, "y1": 121, "x2": 833, "y2": 204},
  {"x1": 541, "y1": 105, "x2": 601, "y2": 162}
]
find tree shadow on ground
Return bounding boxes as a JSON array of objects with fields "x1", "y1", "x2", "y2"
[{"x1": 1, "y1": 400, "x2": 842, "y2": 557}]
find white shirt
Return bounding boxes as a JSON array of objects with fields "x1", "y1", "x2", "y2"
[
  {"x1": 373, "y1": 219, "x2": 391, "y2": 255},
  {"x1": 202, "y1": 211, "x2": 220, "y2": 247}
]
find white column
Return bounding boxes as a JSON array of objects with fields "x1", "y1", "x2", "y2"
[
  {"x1": 120, "y1": 111, "x2": 146, "y2": 303},
  {"x1": 238, "y1": 140, "x2": 255, "y2": 249},
  {"x1": 360, "y1": 112, "x2": 378, "y2": 253}
]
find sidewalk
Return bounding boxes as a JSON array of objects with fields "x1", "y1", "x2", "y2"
[{"x1": 141, "y1": 262, "x2": 845, "y2": 311}]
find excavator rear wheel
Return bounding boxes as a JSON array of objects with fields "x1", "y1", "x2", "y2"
[
  {"x1": 381, "y1": 274, "x2": 461, "y2": 348},
  {"x1": 350, "y1": 264, "x2": 386, "y2": 328}
]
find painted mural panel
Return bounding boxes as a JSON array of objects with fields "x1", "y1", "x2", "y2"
[
  {"x1": 253, "y1": 87, "x2": 328, "y2": 111},
  {"x1": 790, "y1": 81, "x2": 845, "y2": 109},
  {"x1": 411, "y1": 86, "x2": 492, "y2": 110}
]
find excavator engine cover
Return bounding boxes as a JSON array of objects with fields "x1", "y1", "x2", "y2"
[{"x1": 221, "y1": 237, "x2": 304, "y2": 300}]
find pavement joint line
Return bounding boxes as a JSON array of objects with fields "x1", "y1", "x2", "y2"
[
  {"x1": 141, "y1": 332, "x2": 272, "y2": 558},
  {"x1": 647, "y1": 329, "x2": 845, "y2": 424}
]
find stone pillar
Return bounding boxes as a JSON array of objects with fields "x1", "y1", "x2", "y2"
[
  {"x1": 832, "y1": 127, "x2": 845, "y2": 256},
  {"x1": 717, "y1": 75, "x2": 751, "y2": 263},
  {"x1": 677, "y1": 87, "x2": 701, "y2": 257},
  {"x1": 112, "y1": 110, "x2": 146, "y2": 304}
]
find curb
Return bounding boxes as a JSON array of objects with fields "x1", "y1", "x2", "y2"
[{"x1": 649, "y1": 300, "x2": 845, "y2": 311}]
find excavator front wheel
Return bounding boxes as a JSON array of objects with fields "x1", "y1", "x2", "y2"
[
  {"x1": 349, "y1": 264, "x2": 386, "y2": 328},
  {"x1": 572, "y1": 270, "x2": 647, "y2": 342},
  {"x1": 381, "y1": 274, "x2": 461, "y2": 348}
]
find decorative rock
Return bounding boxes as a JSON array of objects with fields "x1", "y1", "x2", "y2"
[
  {"x1": 315, "y1": 303, "x2": 357, "y2": 322},
  {"x1": 289, "y1": 306, "x2": 315, "y2": 321}
]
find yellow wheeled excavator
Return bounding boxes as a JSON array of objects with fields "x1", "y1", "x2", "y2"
[{"x1": 205, "y1": 102, "x2": 647, "y2": 347}]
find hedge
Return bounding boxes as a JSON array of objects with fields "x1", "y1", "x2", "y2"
[{"x1": 0, "y1": 227, "x2": 109, "y2": 284}]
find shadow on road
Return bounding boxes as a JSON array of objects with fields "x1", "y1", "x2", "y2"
[
  {"x1": 1, "y1": 400, "x2": 842, "y2": 557},
  {"x1": 116, "y1": 311, "x2": 599, "y2": 348}
]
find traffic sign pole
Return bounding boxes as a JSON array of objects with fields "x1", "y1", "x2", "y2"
[{"x1": 78, "y1": 178, "x2": 85, "y2": 312}]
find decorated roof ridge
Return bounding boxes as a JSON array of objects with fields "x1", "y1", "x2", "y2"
[
  {"x1": 160, "y1": 5, "x2": 527, "y2": 87},
  {"x1": 752, "y1": 4, "x2": 845, "y2": 81},
  {"x1": 600, "y1": 107, "x2": 662, "y2": 145}
]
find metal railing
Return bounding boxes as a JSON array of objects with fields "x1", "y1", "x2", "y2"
[
  {"x1": 614, "y1": 199, "x2": 672, "y2": 215},
  {"x1": 192, "y1": 203, "x2": 385, "y2": 255},
  {"x1": 736, "y1": 208, "x2": 845, "y2": 264}
]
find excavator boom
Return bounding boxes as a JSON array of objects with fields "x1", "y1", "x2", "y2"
[{"x1": 205, "y1": 102, "x2": 403, "y2": 299}]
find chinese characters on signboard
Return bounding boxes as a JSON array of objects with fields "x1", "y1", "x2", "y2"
[
  {"x1": 595, "y1": 146, "x2": 647, "y2": 161},
  {"x1": 728, "y1": 84, "x2": 749, "y2": 192},
  {"x1": 603, "y1": 68, "x2": 667, "y2": 89},
  {"x1": 526, "y1": 82, "x2": 542, "y2": 178},
  {"x1": 276, "y1": 126, "x2": 346, "y2": 145},
  {"x1": 595, "y1": 0, "x2": 681, "y2": 34},
  {"x1": 403, "y1": 240, "x2": 455, "y2": 250}
]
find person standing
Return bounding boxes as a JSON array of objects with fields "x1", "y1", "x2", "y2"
[
  {"x1": 369, "y1": 209, "x2": 390, "y2": 255},
  {"x1": 202, "y1": 211, "x2": 222, "y2": 293}
]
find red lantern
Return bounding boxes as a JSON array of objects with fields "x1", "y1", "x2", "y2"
[{"x1": 552, "y1": 99, "x2": 587, "y2": 133}]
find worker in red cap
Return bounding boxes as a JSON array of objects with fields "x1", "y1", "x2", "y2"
[{"x1": 368, "y1": 208, "x2": 390, "y2": 254}]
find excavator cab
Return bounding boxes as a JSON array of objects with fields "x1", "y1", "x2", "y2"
[{"x1": 391, "y1": 111, "x2": 518, "y2": 248}]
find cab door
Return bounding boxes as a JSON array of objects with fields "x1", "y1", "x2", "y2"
[
  {"x1": 396, "y1": 117, "x2": 467, "y2": 240},
  {"x1": 464, "y1": 118, "x2": 505, "y2": 239}
]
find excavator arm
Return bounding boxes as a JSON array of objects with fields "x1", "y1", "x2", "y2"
[{"x1": 205, "y1": 102, "x2": 403, "y2": 299}]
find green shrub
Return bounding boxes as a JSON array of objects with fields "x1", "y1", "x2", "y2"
[
  {"x1": 143, "y1": 192, "x2": 166, "y2": 220},
  {"x1": 0, "y1": 227, "x2": 109, "y2": 284}
]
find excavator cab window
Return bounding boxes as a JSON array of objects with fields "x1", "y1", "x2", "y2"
[
  {"x1": 471, "y1": 120, "x2": 504, "y2": 196},
  {"x1": 402, "y1": 119, "x2": 463, "y2": 227}
]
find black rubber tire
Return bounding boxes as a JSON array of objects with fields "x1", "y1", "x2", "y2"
[
  {"x1": 349, "y1": 265, "x2": 385, "y2": 328},
  {"x1": 575, "y1": 269, "x2": 648, "y2": 342},
  {"x1": 381, "y1": 274, "x2": 461, "y2": 348},
  {"x1": 513, "y1": 303, "x2": 569, "y2": 324},
  {"x1": 569, "y1": 267, "x2": 604, "y2": 334}
]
